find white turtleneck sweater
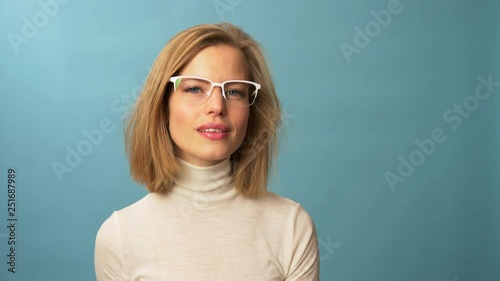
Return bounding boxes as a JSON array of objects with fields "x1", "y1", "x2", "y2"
[{"x1": 94, "y1": 158, "x2": 319, "y2": 281}]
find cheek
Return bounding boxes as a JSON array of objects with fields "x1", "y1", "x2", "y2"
[
  {"x1": 233, "y1": 109, "x2": 250, "y2": 141},
  {"x1": 168, "y1": 97, "x2": 191, "y2": 141},
  {"x1": 170, "y1": 94, "x2": 194, "y2": 121},
  {"x1": 169, "y1": 108, "x2": 184, "y2": 128}
]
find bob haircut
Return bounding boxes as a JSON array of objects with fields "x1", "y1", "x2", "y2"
[{"x1": 125, "y1": 23, "x2": 282, "y2": 198}]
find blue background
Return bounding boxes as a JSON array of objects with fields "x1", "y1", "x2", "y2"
[{"x1": 1, "y1": 0, "x2": 499, "y2": 280}]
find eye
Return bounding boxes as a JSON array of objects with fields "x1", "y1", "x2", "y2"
[
  {"x1": 185, "y1": 86, "x2": 203, "y2": 93},
  {"x1": 226, "y1": 89, "x2": 246, "y2": 98}
]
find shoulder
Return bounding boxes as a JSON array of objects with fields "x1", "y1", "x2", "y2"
[
  {"x1": 247, "y1": 191, "x2": 316, "y2": 226},
  {"x1": 96, "y1": 193, "x2": 160, "y2": 234},
  {"x1": 110, "y1": 193, "x2": 167, "y2": 219},
  {"x1": 264, "y1": 192, "x2": 316, "y2": 235},
  {"x1": 259, "y1": 191, "x2": 300, "y2": 208},
  {"x1": 261, "y1": 191, "x2": 312, "y2": 214}
]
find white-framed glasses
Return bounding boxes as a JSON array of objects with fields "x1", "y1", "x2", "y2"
[{"x1": 169, "y1": 76, "x2": 260, "y2": 107}]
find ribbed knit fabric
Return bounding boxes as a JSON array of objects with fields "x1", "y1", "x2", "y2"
[{"x1": 95, "y1": 157, "x2": 319, "y2": 281}]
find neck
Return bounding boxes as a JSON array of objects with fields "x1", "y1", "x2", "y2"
[{"x1": 170, "y1": 157, "x2": 238, "y2": 209}]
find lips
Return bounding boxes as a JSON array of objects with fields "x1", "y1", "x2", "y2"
[
  {"x1": 196, "y1": 123, "x2": 230, "y2": 133},
  {"x1": 198, "y1": 128, "x2": 226, "y2": 133},
  {"x1": 197, "y1": 123, "x2": 230, "y2": 140}
]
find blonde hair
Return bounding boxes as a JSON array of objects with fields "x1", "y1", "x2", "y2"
[{"x1": 125, "y1": 23, "x2": 281, "y2": 198}]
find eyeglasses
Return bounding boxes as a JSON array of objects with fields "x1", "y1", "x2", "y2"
[{"x1": 169, "y1": 76, "x2": 260, "y2": 107}]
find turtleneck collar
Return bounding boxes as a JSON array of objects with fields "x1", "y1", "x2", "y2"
[{"x1": 170, "y1": 157, "x2": 238, "y2": 209}]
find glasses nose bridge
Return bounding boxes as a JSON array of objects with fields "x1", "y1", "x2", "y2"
[{"x1": 209, "y1": 81, "x2": 226, "y2": 99}]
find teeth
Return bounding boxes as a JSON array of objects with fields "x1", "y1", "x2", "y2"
[{"x1": 200, "y1": 129, "x2": 225, "y2": 133}]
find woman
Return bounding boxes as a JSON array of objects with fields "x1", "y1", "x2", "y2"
[{"x1": 95, "y1": 23, "x2": 319, "y2": 281}]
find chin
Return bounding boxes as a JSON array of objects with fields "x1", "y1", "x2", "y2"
[
  {"x1": 199, "y1": 152, "x2": 232, "y2": 162},
  {"x1": 179, "y1": 149, "x2": 234, "y2": 166}
]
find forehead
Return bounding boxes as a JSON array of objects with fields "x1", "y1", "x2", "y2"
[{"x1": 179, "y1": 44, "x2": 249, "y2": 81}]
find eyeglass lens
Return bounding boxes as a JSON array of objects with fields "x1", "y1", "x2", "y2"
[{"x1": 175, "y1": 77, "x2": 257, "y2": 106}]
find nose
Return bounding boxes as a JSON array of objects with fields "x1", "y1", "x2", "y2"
[{"x1": 204, "y1": 85, "x2": 226, "y2": 116}]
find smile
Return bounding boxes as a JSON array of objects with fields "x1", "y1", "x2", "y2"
[{"x1": 198, "y1": 129, "x2": 228, "y2": 133}]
